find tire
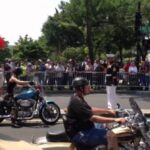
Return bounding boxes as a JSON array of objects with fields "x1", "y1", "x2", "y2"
[
  {"x1": 39, "y1": 102, "x2": 60, "y2": 125},
  {"x1": 0, "y1": 105, "x2": 4, "y2": 123}
]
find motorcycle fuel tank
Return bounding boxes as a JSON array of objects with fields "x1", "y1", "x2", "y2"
[{"x1": 15, "y1": 89, "x2": 36, "y2": 100}]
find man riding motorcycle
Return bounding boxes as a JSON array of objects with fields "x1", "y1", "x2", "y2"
[
  {"x1": 4, "y1": 67, "x2": 32, "y2": 128},
  {"x1": 66, "y1": 77, "x2": 127, "y2": 150}
]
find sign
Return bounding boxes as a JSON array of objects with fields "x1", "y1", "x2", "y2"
[{"x1": 140, "y1": 25, "x2": 150, "y2": 34}]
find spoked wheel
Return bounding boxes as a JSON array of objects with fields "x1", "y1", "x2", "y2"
[
  {"x1": 0, "y1": 105, "x2": 4, "y2": 123},
  {"x1": 39, "y1": 102, "x2": 60, "y2": 125}
]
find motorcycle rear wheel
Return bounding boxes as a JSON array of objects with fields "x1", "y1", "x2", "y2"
[
  {"x1": 39, "y1": 103, "x2": 60, "y2": 125},
  {"x1": 0, "y1": 106, "x2": 4, "y2": 123}
]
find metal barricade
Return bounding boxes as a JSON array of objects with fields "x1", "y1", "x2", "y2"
[{"x1": 2, "y1": 71, "x2": 150, "y2": 91}]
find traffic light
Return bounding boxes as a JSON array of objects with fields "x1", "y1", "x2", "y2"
[
  {"x1": 142, "y1": 38, "x2": 150, "y2": 50},
  {"x1": 135, "y1": 12, "x2": 142, "y2": 35}
]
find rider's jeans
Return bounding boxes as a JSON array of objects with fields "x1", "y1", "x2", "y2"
[{"x1": 72, "y1": 127, "x2": 107, "y2": 147}]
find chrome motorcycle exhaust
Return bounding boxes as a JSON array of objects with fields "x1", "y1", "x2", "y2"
[
  {"x1": 0, "y1": 114, "x2": 11, "y2": 118},
  {"x1": 17, "y1": 114, "x2": 34, "y2": 120}
]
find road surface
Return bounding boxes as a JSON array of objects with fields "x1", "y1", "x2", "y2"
[{"x1": 0, "y1": 92, "x2": 150, "y2": 143}]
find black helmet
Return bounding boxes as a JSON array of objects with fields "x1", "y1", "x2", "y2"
[
  {"x1": 72, "y1": 77, "x2": 89, "y2": 89},
  {"x1": 13, "y1": 67, "x2": 22, "y2": 76}
]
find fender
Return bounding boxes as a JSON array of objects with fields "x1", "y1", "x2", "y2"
[
  {"x1": 38, "y1": 99, "x2": 58, "y2": 111},
  {"x1": 46, "y1": 100, "x2": 56, "y2": 105}
]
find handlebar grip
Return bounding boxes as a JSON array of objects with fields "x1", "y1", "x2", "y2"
[{"x1": 29, "y1": 81, "x2": 35, "y2": 85}]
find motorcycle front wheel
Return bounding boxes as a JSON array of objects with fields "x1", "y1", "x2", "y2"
[{"x1": 39, "y1": 103, "x2": 60, "y2": 125}]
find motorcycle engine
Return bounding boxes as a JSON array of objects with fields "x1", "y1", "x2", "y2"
[
  {"x1": 17, "y1": 99, "x2": 36, "y2": 118},
  {"x1": 17, "y1": 99, "x2": 36, "y2": 108}
]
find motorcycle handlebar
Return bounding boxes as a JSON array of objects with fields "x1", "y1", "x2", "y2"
[{"x1": 29, "y1": 81, "x2": 35, "y2": 86}]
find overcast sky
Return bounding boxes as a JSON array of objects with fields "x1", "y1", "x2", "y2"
[{"x1": 0, "y1": 0, "x2": 69, "y2": 45}]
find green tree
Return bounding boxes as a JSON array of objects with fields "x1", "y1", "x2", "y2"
[
  {"x1": 0, "y1": 41, "x2": 11, "y2": 63},
  {"x1": 9, "y1": 0, "x2": 150, "y2": 63},
  {"x1": 13, "y1": 35, "x2": 47, "y2": 61},
  {"x1": 42, "y1": 8, "x2": 84, "y2": 54},
  {"x1": 63, "y1": 46, "x2": 87, "y2": 61}
]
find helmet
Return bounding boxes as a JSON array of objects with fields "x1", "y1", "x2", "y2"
[
  {"x1": 72, "y1": 77, "x2": 89, "y2": 89},
  {"x1": 13, "y1": 67, "x2": 22, "y2": 76}
]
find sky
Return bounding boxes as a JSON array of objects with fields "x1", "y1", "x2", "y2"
[{"x1": 0, "y1": 0, "x2": 69, "y2": 45}]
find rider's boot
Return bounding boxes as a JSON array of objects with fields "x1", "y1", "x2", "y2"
[
  {"x1": 11, "y1": 119, "x2": 21, "y2": 128},
  {"x1": 11, "y1": 107, "x2": 21, "y2": 128}
]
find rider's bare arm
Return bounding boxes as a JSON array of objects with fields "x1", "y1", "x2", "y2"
[
  {"x1": 90, "y1": 115, "x2": 127, "y2": 124},
  {"x1": 91, "y1": 107, "x2": 116, "y2": 116},
  {"x1": 11, "y1": 76, "x2": 29, "y2": 85}
]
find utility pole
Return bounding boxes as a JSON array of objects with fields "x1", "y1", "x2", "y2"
[
  {"x1": 85, "y1": 0, "x2": 94, "y2": 64},
  {"x1": 135, "y1": 2, "x2": 142, "y2": 63}
]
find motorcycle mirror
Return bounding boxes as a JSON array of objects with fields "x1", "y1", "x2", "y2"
[{"x1": 117, "y1": 103, "x2": 121, "y2": 109}]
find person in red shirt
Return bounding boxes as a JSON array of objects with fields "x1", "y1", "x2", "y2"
[{"x1": 123, "y1": 60, "x2": 131, "y2": 73}]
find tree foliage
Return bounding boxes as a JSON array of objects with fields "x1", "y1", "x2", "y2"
[
  {"x1": 13, "y1": 35, "x2": 47, "y2": 61},
  {"x1": 63, "y1": 46, "x2": 87, "y2": 61},
  {"x1": 6, "y1": 0, "x2": 150, "y2": 62}
]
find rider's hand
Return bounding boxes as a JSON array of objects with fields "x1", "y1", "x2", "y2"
[{"x1": 114, "y1": 118, "x2": 127, "y2": 124}]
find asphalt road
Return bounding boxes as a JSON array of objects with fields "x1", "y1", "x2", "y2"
[{"x1": 0, "y1": 92, "x2": 150, "y2": 143}]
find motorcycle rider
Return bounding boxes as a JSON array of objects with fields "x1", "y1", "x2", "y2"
[
  {"x1": 66, "y1": 77, "x2": 127, "y2": 150},
  {"x1": 4, "y1": 67, "x2": 32, "y2": 127}
]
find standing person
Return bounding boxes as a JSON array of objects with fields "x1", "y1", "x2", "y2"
[
  {"x1": 105, "y1": 54, "x2": 119, "y2": 109},
  {"x1": 128, "y1": 61, "x2": 138, "y2": 89},
  {"x1": 4, "y1": 67, "x2": 31, "y2": 127},
  {"x1": 66, "y1": 77, "x2": 127, "y2": 150},
  {"x1": 55, "y1": 62, "x2": 65, "y2": 90},
  {"x1": 0, "y1": 64, "x2": 4, "y2": 96},
  {"x1": 4, "y1": 59, "x2": 12, "y2": 85}
]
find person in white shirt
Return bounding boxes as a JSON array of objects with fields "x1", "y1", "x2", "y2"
[
  {"x1": 128, "y1": 61, "x2": 138, "y2": 88},
  {"x1": 128, "y1": 61, "x2": 138, "y2": 75},
  {"x1": 105, "y1": 54, "x2": 119, "y2": 109},
  {"x1": 55, "y1": 62, "x2": 65, "y2": 90}
]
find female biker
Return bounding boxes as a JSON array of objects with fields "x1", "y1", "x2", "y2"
[{"x1": 4, "y1": 67, "x2": 31, "y2": 127}]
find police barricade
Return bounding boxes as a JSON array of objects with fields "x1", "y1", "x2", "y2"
[{"x1": 2, "y1": 71, "x2": 150, "y2": 91}]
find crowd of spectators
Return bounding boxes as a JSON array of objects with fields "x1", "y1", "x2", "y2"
[{"x1": 1, "y1": 57, "x2": 150, "y2": 91}]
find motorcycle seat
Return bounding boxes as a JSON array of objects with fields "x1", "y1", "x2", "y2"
[{"x1": 46, "y1": 130, "x2": 69, "y2": 142}]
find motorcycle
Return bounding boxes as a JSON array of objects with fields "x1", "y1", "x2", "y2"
[
  {"x1": 0, "y1": 83, "x2": 61, "y2": 125},
  {"x1": 32, "y1": 97, "x2": 150, "y2": 150}
]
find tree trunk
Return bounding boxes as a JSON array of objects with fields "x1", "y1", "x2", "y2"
[{"x1": 119, "y1": 47, "x2": 123, "y2": 65}]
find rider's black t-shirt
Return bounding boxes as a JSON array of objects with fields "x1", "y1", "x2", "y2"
[{"x1": 66, "y1": 94, "x2": 94, "y2": 139}]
